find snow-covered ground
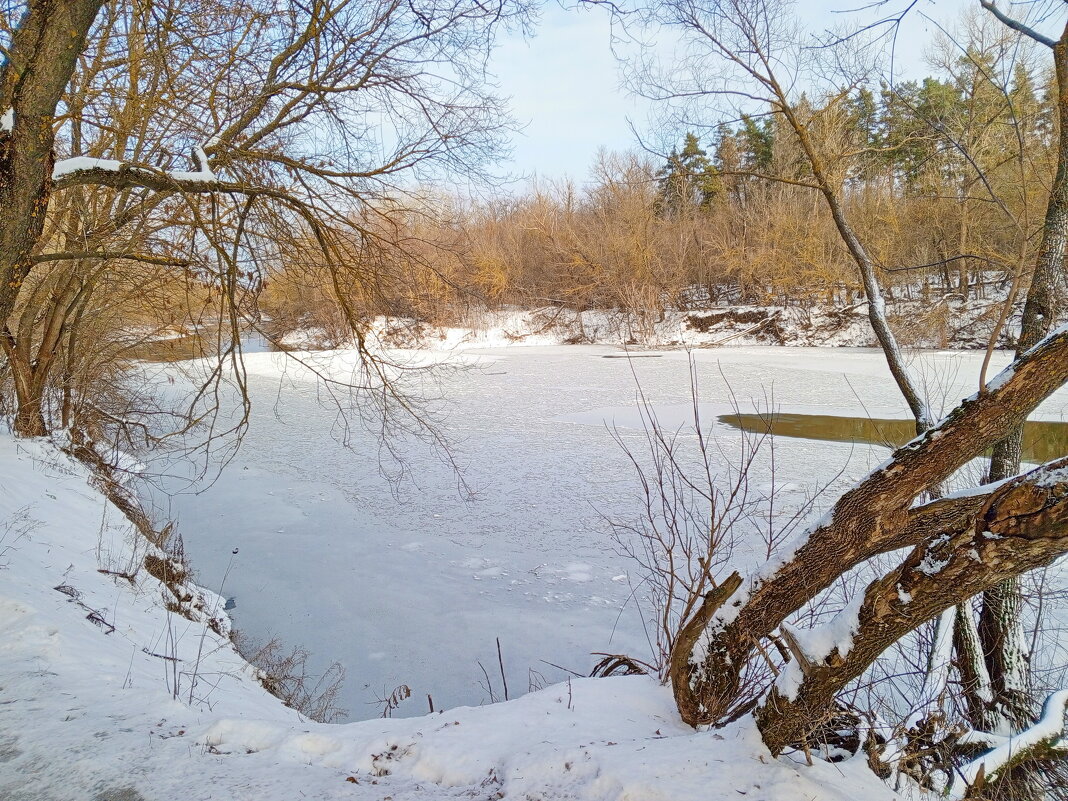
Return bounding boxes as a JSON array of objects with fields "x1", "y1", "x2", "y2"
[
  {"x1": 139, "y1": 344, "x2": 1068, "y2": 724},
  {"x1": 0, "y1": 433, "x2": 903, "y2": 800},
  {"x1": 282, "y1": 294, "x2": 1025, "y2": 351},
  {"x1": 5, "y1": 343, "x2": 1068, "y2": 799}
]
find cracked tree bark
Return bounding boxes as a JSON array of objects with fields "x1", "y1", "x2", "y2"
[{"x1": 755, "y1": 457, "x2": 1068, "y2": 755}]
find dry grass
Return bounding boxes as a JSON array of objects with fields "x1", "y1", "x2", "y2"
[{"x1": 232, "y1": 632, "x2": 347, "y2": 723}]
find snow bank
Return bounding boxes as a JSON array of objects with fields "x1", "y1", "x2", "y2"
[
  {"x1": 277, "y1": 292, "x2": 1033, "y2": 354},
  {"x1": 0, "y1": 434, "x2": 906, "y2": 800}
]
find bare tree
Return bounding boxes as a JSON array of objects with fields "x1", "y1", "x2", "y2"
[
  {"x1": 977, "y1": 0, "x2": 1068, "y2": 738},
  {"x1": 0, "y1": 0, "x2": 528, "y2": 442},
  {"x1": 609, "y1": 0, "x2": 1068, "y2": 793}
]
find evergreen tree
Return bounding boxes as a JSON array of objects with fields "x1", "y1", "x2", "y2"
[
  {"x1": 655, "y1": 132, "x2": 719, "y2": 214},
  {"x1": 737, "y1": 115, "x2": 775, "y2": 173}
]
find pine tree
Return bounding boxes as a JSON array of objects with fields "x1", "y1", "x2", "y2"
[{"x1": 655, "y1": 132, "x2": 719, "y2": 215}]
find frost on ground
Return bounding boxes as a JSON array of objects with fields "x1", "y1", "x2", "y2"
[{"x1": 0, "y1": 436, "x2": 906, "y2": 800}]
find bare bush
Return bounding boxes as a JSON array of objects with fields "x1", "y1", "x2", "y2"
[
  {"x1": 233, "y1": 633, "x2": 347, "y2": 724},
  {"x1": 0, "y1": 506, "x2": 38, "y2": 569},
  {"x1": 610, "y1": 360, "x2": 828, "y2": 684}
]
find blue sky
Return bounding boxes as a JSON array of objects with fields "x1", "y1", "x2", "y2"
[{"x1": 488, "y1": 0, "x2": 983, "y2": 184}]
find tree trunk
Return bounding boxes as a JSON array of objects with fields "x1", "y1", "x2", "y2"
[
  {"x1": 671, "y1": 328, "x2": 1068, "y2": 726},
  {"x1": 0, "y1": 0, "x2": 104, "y2": 436},
  {"x1": 1, "y1": 332, "x2": 47, "y2": 437},
  {"x1": 755, "y1": 458, "x2": 1068, "y2": 754},
  {"x1": 12, "y1": 387, "x2": 48, "y2": 438},
  {"x1": 954, "y1": 602, "x2": 999, "y2": 733},
  {"x1": 977, "y1": 578, "x2": 1032, "y2": 730},
  {"x1": 974, "y1": 24, "x2": 1068, "y2": 745}
]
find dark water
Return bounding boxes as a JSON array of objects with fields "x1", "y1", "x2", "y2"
[
  {"x1": 123, "y1": 332, "x2": 282, "y2": 363},
  {"x1": 719, "y1": 412, "x2": 1068, "y2": 465},
  {"x1": 122, "y1": 334, "x2": 210, "y2": 362}
]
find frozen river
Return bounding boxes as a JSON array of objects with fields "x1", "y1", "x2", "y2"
[{"x1": 146, "y1": 345, "x2": 1068, "y2": 720}]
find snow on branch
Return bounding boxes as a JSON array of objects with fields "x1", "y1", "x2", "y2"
[
  {"x1": 170, "y1": 146, "x2": 216, "y2": 182},
  {"x1": 775, "y1": 592, "x2": 866, "y2": 701},
  {"x1": 52, "y1": 157, "x2": 125, "y2": 179},
  {"x1": 955, "y1": 690, "x2": 1068, "y2": 798},
  {"x1": 52, "y1": 145, "x2": 217, "y2": 187}
]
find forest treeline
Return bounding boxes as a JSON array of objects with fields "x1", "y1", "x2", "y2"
[{"x1": 263, "y1": 22, "x2": 1055, "y2": 343}]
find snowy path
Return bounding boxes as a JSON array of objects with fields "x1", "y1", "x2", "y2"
[{"x1": 145, "y1": 345, "x2": 1068, "y2": 721}]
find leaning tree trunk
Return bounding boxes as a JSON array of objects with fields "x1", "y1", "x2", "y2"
[
  {"x1": 671, "y1": 328, "x2": 1068, "y2": 726},
  {"x1": 755, "y1": 457, "x2": 1068, "y2": 755}
]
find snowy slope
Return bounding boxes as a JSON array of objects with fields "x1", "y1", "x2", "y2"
[{"x1": 0, "y1": 435, "x2": 909, "y2": 800}]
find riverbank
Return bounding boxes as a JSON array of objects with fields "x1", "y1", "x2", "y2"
[
  {"x1": 276, "y1": 293, "x2": 1025, "y2": 352},
  {"x1": 0, "y1": 434, "x2": 901, "y2": 801}
]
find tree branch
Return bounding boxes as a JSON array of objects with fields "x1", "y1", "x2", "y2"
[
  {"x1": 978, "y1": 1, "x2": 1057, "y2": 49},
  {"x1": 34, "y1": 251, "x2": 191, "y2": 267},
  {"x1": 756, "y1": 456, "x2": 1068, "y2": 755}
]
